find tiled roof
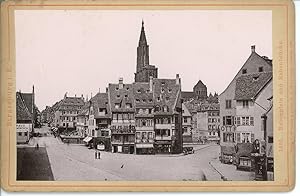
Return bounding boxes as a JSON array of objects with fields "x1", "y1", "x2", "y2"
[
  {"x1": 199, "y1": 103, "x2": 220, "y2": 111},
  {"x1": 21, "y1": 93, "x2": 33, "y2": 114},
  {"x1": 59, "y1": 97, "x2": 85, "y2": 110},
  {"x1": 220, "y1": 50, "x2": 272, "y2": 96},
  {"x1": 235, "y1": 72, "x2": 272, "y2": 100},
  {"x1": 181, "y1": 91, "x2": 195, "y2": 99},
  {"x1": 90, "y1": 93, "x2": 111, "y2": 118},
  {"x1": 16, "y1": 92, "x2": 32, "y2": 122},
  {"x1": 78, "y1": 101, "x2": 89, "y2": 116},
  {"x1": 194, "y1": 80, "x2": 206, "y2": 88},
  {"x1": 108, "y1": 83, "x2": 135, "y2": 112},
  {"x1": 133, "y1": 82, "x2": 154, "y2": 108},
  {"x1": 153, "y1": 78, "x2": 180, "y2": 115},
  {"x1": 183, "y1": 99, "x2": 202, "y2": 113}
]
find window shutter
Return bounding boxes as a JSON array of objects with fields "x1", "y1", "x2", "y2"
[
  {"x1": 250, "y1": 117, "x2": 254, "y2": 126},
  {"x1": 223, "y1": 116, "x2": 225, "y2": 125},
  {"x1": 237, "y1": 133, "x2": 241, "y2": 143},
  {"x1": 223, "y1": 133, "x2": 226, "y2": 142},
  {"x1": 251, "y1": 133, "x2": 255, "y2": 143}
]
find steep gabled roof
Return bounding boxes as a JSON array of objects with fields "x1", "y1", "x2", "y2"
[
  {"x1": 194, "y1": 80, "x2": 206, "y2": 89},
  {"x1": 21, "y1": 93, "x2": 33, "y2": 114},
  {"x1": 220, "y1": 49, "x2": 272, "y2": 96},
  {"x1": 133, "y1": 82, "x2": 154, "y2": 108},
  {"x1": 90, "y1": 93, "x2": 111, "y2": 118},
  {"x1": 153, "y1": 78, "x2": 180, "y2": 115},
  {"x1": 108, "y1": 83, "x2": 135, "y2": 113},
  {"x1": 59, "y1": 96, "x2": 85, "y2": 110},
  {"x1": 16, "y1": 92, "x2": 32, "y2": 122},
  {"x1": 235, "y1": 72, "x2": 272, "y2": 100}
]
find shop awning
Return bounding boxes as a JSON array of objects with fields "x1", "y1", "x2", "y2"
[
  {"x1": 83, "y1": 136, "x2": 93, "y2": 143},
  {"x1": 136, "y1": 143, "x2": 154, "y2": 148}
]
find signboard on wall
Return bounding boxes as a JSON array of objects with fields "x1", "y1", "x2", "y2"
[{"x1": 16, "y1": 123, "x2": 32, "y2": 132}]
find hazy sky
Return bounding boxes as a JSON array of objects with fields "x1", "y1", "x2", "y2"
[{"x1": 15, "y1": 10, "x2": 272, "y2": 110}]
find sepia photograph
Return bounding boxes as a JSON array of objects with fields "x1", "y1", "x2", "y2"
[{"x1": 14, "y1": 9, "x2": 274, "y2": 182}]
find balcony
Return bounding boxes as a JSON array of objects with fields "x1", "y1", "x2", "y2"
[
  {"x1": 155, "y1": 136, "x2": 172, "y2": 140},
  {"x1": 135, "y1": 126, "x2": 154, "y2": 131},
  {"x1": 110, "y1": 125, "x2": 136, "y2": 134},
  {"x1": 155, "y1": 124, "x2": 173, "y2": 129}
]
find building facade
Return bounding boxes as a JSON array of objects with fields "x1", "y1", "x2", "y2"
[
  {"x1": 219, "y1": 45, "x2": 273, "y2": 164},
  {"x1": 54, "y1": 94, "x2": 85, "y2": 130},
  {"x1": 108, "y1": 78, "x2": 136, "y2": 154}
]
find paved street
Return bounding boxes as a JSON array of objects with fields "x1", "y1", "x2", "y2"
[{"x1": 28, "y1": 126, "x2": 253, "y2": 181}]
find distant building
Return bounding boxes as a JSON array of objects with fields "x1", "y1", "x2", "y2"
[
  {"x1": 134, "y1": 21, "x2": 158, "y2": 83},
  {"x1": 182, "y1": 102, "x2": 193, "y2": 143},
  {"x1": 197, "y1": 103, "x2": 220, "y2": 144},
  {"x1": 54, "y1": 94, "x2": 85, "y2": 130},
  {"x1": 182, "y1": 80, "x2": 208, "y2": 102},
  {"x1": 219, "y1": 45, "x2": 273, "y2": 164},
  {"x1": 16, "y1": 92, "x2": 32, "y2": 144},
  {"x1": 41, "y1": 106, "x2": 51, "y2": 123}
]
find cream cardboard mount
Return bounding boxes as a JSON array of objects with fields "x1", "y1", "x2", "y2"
[{"x1": 0, "y1": 0, "x2": 295, "y2": 192}]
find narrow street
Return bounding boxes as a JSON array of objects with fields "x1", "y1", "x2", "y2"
[{"x1": 31, "y1": 126, "x2": 253, "y2": 181}]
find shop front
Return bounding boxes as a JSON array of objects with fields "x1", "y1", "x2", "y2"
[
  {"x1": 220, "y1": 145, "x2": 236, "y2": 164},
  {"x1": 136, "y1": 143, "x2": 154, "y2": 154},
  {"x1": 154, "y1": 141, "x2": 172, "y2": 154}
]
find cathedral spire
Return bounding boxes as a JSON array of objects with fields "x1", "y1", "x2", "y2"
[{"x1": 139, "y1": 20, "x2": 147, "y2": 46}]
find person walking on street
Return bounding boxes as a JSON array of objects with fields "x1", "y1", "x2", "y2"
[
  {"x1": 36, "y1": 143, "x2": 39, "y2": 149},
  {"x1": 98, "y1": 151, "x2": 101, "y2": 159},
  {"x1": 95, "y1": 151, "x2": 97, "y2": 159}
]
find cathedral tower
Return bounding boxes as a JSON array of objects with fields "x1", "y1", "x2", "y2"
[{"x1": 134, "y1": 21, "x2": 158, "y2": 82}]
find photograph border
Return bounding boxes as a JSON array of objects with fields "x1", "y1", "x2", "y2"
[{"x1": 0, "y1": 0, "x2": 295, "y2": 192}]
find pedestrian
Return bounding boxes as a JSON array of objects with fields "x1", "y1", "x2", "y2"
[
  {"x1": 36, "y1": 143, "x2": 39, "y2": 149},
  {"x1": 95, "y1": 151, "x2": 97, "y2": 159},
  {"x1": 98, "y1": 151, "x2": 101, "y2": 159}
]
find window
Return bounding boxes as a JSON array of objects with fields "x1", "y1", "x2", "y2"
[
  {"x1": 148, "y1": 132, "x2": 153, "y2": 139},
  {"x1": 183, "y1": 117, "x2": 187, "y2": 123},
  {"x1": 242, "y1": 69, "x2": 247, "y2": 74},
  {"x1": 117, "y1": 95, "x2": 120, "y2": 98},
  {"x1": 242, "y1": 100, "x2": 249, "y2": 108},
  {"x1": 149, "y1": 99, "x2": 153, "y2": 103},
  {"x1": 137, "y1": 90, "x2": 141, "y2": 93},
  {"x1": 258, "y1": 66, "x2": 264, "y2": 72},
  {"x1": 223, "y1": 132, "x2": 235, "y2": 142},
  {"x1": 126, "y1": 103, "x2": 132, "y2": 109},
  {"x1": 157, "y1": 97, "x2": 160, "y2": 101},
  {"x1": 142, "y1": 99, "x2": 146, "y2": 103},
  {"x1": 113, "y1": 113, "x2": 117, "y2": 120},
  {"x1": 168, "y1": 89, "x2": 172, "y2": 93},
  {"x1": 161, "y1": 88, "x2": 165, "y2": 93},
  {"x1": 124, "y1": 94, "x2": 128, "y2": 98},
  {"x1": 223, "y1": 116, "x2": 233, "y2": 126},
  {"x1": 24, "y1": 132, "x2": 28, "y2": 136},
  {"x1": 268, "y1": 136, "x2": 273, "y2": 143},
  {"x1": 236, "y1": 133, "x2": 241, "y2": 143},
  {"x1": 18, "y1": 132, "x2": 22, "y2": 136},
  {"x1": 115, "y1": 103, "x2": 120, "y2": 109},
  {"x1": 225, "y1": 100, "x2": 232, "y2": 109},
  {"x1": 250, "y1": 117, "x2": 254, "y2": 126},
  {"x1": 136, "y1": 99, "x2": 140, "y2": 102}
]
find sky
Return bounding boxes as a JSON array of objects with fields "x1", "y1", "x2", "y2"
[{"x1": 15, "y1": 10, "x2": 272, "y2": 110}]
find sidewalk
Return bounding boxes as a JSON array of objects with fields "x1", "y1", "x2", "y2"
[{"x1": 209, "y1": 159, "x2": 255, "y2": 181}]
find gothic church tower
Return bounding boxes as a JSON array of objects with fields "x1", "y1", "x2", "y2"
[{"x1": 134, "y1": 21, "x2": 158, "y2": 82}]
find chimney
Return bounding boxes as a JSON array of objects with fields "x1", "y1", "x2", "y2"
[
  {"x1": 81, "y1": 94, "x2": 84, "y2": 100},
  {"x1": 176, "y1": 74, "x2": 181, "y2": 85},
  {"x1": 64, "y1": 92, "x2": 67, "y2": 99},
  {"x1": 75, "y1": 94, "x2": 77, "y2": 97},
  {"x1": 149, "y1": 76, "x2": 153, "y2": 92},
  {"x1": 119, "y1": 77, "x2": 124, "y2": 89},
  {"x1": 251, "y1": 45, "x2": 255, "y2": 53},
  {"x1": 99, "y1": 88, "x2": 100, "y2": 93},
  {"x1": 106, "y1": 87, "x2": 108, "y2": 93}
]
